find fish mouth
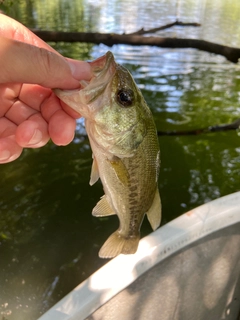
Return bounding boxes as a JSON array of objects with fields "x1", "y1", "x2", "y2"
[
  {"x1": 89, "y1": 51, "x2": 116, "y2": 77},
  {"x1": 80, "y1": 52, "x2": 117, "y2": 104},
  {"x1": 54, "y1": 52, "x2": 117, "y2": 115},
  {"x1": 56, "y1": 51, "x2": 116, "y2": 95}
]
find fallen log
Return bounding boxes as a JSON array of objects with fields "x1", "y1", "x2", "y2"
[{"x1": 33, "y1": 30, "x2": 240, "y2": 63}]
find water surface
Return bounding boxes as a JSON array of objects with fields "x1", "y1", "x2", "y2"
[{"x1": 1, "y1": 0, "x2": 240, "y2": 319}]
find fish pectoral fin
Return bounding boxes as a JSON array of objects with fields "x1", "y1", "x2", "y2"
[
  {"x1": 147, "y1": 188, "x2": 162, "y2": 231},
  {"x1": 92, "y1": 195, "x2": 115, "y2": 217},
  {"x1": 107, "y1": 157, "x2": 129, "y2": 186},
  {"x1": 89, "y1": 157, "x2": 99, "y2": 186},
  {"x1": 99, "y1": 231, "x2": 140, "y2": 258}
]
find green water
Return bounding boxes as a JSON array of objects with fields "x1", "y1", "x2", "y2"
[{"x1": 1, "y1": 0, "x2": 240, "y2": 319}]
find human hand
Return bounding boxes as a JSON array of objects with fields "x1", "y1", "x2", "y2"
[{"x1": 0, "y1": 14, "x2": 91, "y2": 164}]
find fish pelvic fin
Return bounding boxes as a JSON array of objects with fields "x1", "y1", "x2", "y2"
[
  {"x1": 147, "y1": 188, "x2": 162, "y2": 231},
  {"x1": 99, "y1": 231, "x2": 140, "y2": 259},
  {"x1": 92, "y1": 195, "x2": 115, "y2": 217},
  {"x1": 89, "y1": 156, "x2": 99, "y2": 186}
]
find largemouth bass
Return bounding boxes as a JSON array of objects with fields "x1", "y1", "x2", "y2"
[{"x1": 54, "y1": 51, "x2": 161, "y2": 258}]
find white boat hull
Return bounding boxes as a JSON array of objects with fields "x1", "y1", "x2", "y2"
[{"x1": 39, "y1": 192, "x2": 240, "y2": 320}]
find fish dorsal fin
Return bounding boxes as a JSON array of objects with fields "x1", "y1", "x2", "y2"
[
  {"x1": 89, "y1": 157, "x2": 99, "y2": 186},
  {"x1": 107, "y1": 157, "x2": 130, "y2": 186},
  {"x1": 92, "y1": 195, "x2": 115, "y2": 217},
  {"x1": 147, "y1": 188, "x2": 162, "y2": 230}
]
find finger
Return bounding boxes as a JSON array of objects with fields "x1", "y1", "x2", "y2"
[
  {"x1": 0, "y1": 83, "x2": 21, "y2": 116},
  {"x1": 5, "y1": 100, "x2": 38, "y2": 125},
  {"x1": 41, "y1": 92, "x2": 81, "y2": 123},
  {"x1": 0, "y1": 14, "x2": 58, "y2": 52},
  {"x1": 60, "y1": 99, "x2": 82, "y2": 119},
  {"x1": 41, "y1": 92, "x2": 66, "y2": 121},
  {"x1": 19, "y1": 84, "x2": 51, "y2": 111},
  {"x1": 0, "y1": 118, "x2": 17, "y2": 137},
  {"x1": 0, "y1": 136, "x2": 23, "y2": 163},
  {"x1": 0, "y1": 36, "x2": 91, "y2": 89},
  {"x1": 0, "y1": 15, "x2": 92, "y2": 87},
  {"x1": 15, "y1": 114, "x2": 49, "y2": 148},
  {"x1": 48, "y1": 109, "x2": 76, "y2": 145},
  {"x1": 65, "y1": 57, "x2": 92, "y2": 82}
]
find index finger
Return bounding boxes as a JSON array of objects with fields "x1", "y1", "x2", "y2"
[{"x1": 0, "y1": 14, "x2": 58, "y2": 53}]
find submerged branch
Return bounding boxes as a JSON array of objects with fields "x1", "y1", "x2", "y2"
[
  {"x1": 33, "y1": 30, "x2": 240, "y2": 63},
  {"x1": 157, "y1": 119, "x2": 240, "y2": 136}
]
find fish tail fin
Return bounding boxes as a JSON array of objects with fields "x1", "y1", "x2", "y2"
[{"x1": 99, "y1": 231, "x2": 140, "y2": 259}]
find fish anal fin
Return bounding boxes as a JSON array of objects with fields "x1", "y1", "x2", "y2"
[
  {"x1": 147, "y1": 188, "x2": 162, "y2": 231},
  {"x1": 90, "y1": 157, "x2": 99, "y2": 186},
  {"x1": 92, "y1": 195, "x2": 115, "y2": 217},
  {"x1": 107, "y1": 158, "x2": 129, "y2": 186},
  {"x1": 99, "y1": 231, "x2": 140, "y2": 259}
]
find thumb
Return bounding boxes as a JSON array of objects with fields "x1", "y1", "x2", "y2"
[{"x1": 0, "y1": 36, "x2": 91, "y2": 89}]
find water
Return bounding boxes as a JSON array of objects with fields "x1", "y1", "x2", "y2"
[{"x1": 1, "y1": 0, "x2": 240, "y2": 319}]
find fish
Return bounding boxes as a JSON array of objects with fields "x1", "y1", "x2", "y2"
[{"x1": 54, "y1": 51, "x2": 161, "y2": 258}]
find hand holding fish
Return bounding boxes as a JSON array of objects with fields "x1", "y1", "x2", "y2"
[
  {"x1": 0, "y1": 15, "x2": 162, "y2": 258},
  {"x1": 0, "y1": 14, "x2": 91, "y2": 163}
]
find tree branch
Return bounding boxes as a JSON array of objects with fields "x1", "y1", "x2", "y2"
[
  {"x1": 33, "y1": 20, "x2": 240, "y2": 137},
  {"x1": 129, "y1": 20, "x2": 201, "y2": 35},
  {"x1": 33, "y1": 30, "x2": 240, "y2": 63}
]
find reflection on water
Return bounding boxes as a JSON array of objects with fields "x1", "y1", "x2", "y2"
[{"x1": 1, "y1": 0, "x2": 240, "y2": 319}]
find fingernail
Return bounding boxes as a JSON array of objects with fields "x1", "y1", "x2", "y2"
[
  {"x1": 28, "y1": 129, "x2": 42, "y2": 146},
  {"x1": 0, "y1": 150, "x2": 11, "y2": 161},
  {"x1": 67, "y1": 59, "x2": 76, "y2": 75},
  {"x1": 67, "y1": 59, "x2": 92, "y2": 80}
]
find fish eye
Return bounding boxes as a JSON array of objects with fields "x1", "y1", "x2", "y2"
[{"x1": 116, "y1": 89, "x2": 134, "y2": 107}]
